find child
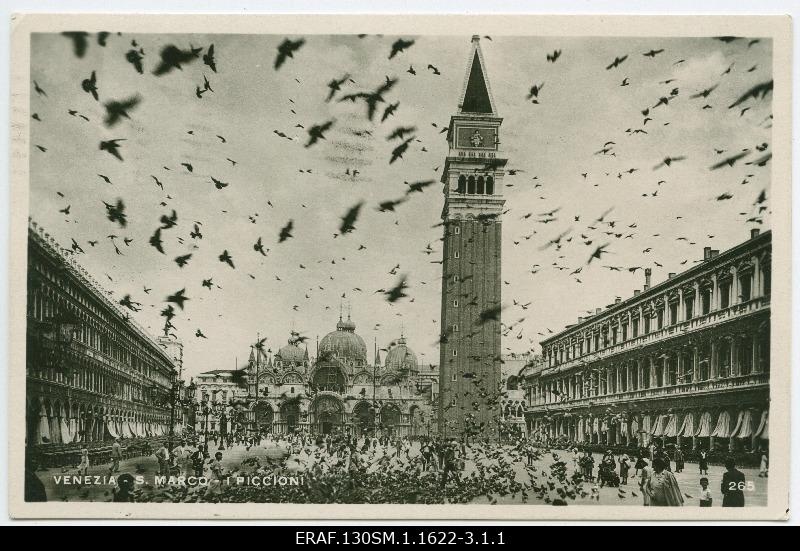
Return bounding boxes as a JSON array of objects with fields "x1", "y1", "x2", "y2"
[
  {"x1": 77, "y1": 446, "x2": 90, "y2": 476},
  {"x1": 699, "y1": 477, "x2": 713, "y2": 507}
]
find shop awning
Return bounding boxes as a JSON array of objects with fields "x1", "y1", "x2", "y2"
[
  {"x1": 38, "y1": 413, "x2": 51, "y2": 444},
  {"x1": 678, "y1": 412, "x2": 695, "y2": 437},
  {"x1": 663, "y1": 414, "x2": 678, "y2": 438},
  {"x1": 106, "y1": 419, "x2": 118, "y2": 438},
  {"x1": 754, "y1": 410, "x2": 769, "y2": 441},
  {"x1": 711, "y1": 410, "x2": 731, "y2": 438},
  {"x1": 695, "y1": 412, "x2": 712, "y2": 438},
  {"x1": 734, "y1": 410, "x2": 753, "y2": 439},
  {"x1": 651, "y1": 414, "x2": 666, "y2": 437}
]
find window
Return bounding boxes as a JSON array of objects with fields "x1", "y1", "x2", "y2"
[
  {"x1": 467, "y1": 176, "x2": 476, "y2": 194},
  {"x1": 454, "y1": 226, "x2": 461, "y2": 235},
  {"x1": 451, "y1": 373, "x2": 457, "y2": 382},
  {"x1": 684, "y1": 297, "x2": 694, "y2": 320},
  {"x1": 477, "y1": 176, "x2": 485, "y2": 194},
  {"x1": 453, "y1": 299, "x2": 459, "y2": 307},
  {"x1": 622, "y1": 323, "x2": 628, "y2": 341},
  {"x1": 739, "y1": 273, "x2": 752, "y2": 302},
  {"x1": 452, "y1": 349, "x2": 457, "y2": 357},
  {"x1": 669, "y1": 303, "x2": 678, "y2": 325},
  {"x1": 657, "y1": 310, "x2": 664, "y2": 330},
  {"x1": 720, "y1": 280, "x2": 731, "y2": 309},
  {"x1": 763, "y1": 264, "x2": 771, "y2": 296},
  {"x1": 452, "y1": 324, "x2": 459, "y2": 332},
  {"x1": 457, "y1": 175, "x2": 466, "y2": 194},
  {"x1": 701, "y1": 289, "x2": 711, "y2": 315},
  {"x1": 486, "y1": 176, "x2": 494, "y2": 195},
  {"x1": 453, "y1": 275, "x2": 459, "y2": 283},
  {"x1": 644, "y1": 316, "x2": 650, "y2": 334},
  {"x1": 454, "y1": 251, "x2": 460, "y2": 259}
]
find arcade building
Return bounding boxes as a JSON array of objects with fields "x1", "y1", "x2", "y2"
[{"x1": 522, "y1": 229, "x2": 771, "y2": 455}]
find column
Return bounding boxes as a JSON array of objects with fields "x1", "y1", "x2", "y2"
[
  {"x1": 730, "y1": 337, "x2": 739, "y2": 377},
  {"x1": 731, "y1": 267, "x2": 740, "y2": 304},
  {"x1": 710, "y1": 339, "x2": 718, "y2": 379},
  {"x1": 677, "y1": 289, "x2": 685, "y2": 323},
  {"x1": 649, "y1": 356, "x2": 657, "y2": 388},
  {"x1": 711, "y1": 274, "x2": 719, "y2": 311},
  {"x1": 692, "y1": 346, "x2": 700, "y2": 383},
  {"x1": 752, "y1": 333, "x2": 761, "y2": 374},
  {"x1": 752, "y1": 256, "x2": 761, "y2": 298}
]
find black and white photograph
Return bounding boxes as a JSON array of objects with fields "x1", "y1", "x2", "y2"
[{"x1": 5, "y1": 12, "x2": 793, "y2": 521}]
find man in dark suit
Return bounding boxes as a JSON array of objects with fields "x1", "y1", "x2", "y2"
[{"x1": 721, "y1": 457, "x2": 746, "y2": 507}]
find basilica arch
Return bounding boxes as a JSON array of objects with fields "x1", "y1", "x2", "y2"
[
  {"x1": 312, "y1": 395, "x2": 344, "y2": 435},
  {"x1": 352, "y1": 400, "x2": 374, "y2": 435},
  {"x1": 381, "y1": 403, "x2": 402, "y2": 436},
  {"x1": 253, "y1": 402, "x2": 274, "y2": 433},
  {"x1": 311, "y1": 363, "x2": 346, "y2": 394}
]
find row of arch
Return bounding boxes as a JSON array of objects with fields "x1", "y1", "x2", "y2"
[
  {"x1": 27, "y1": 396, "x2": 170, "y2": 446},
  {"x1": 456, "y1": 174, "x2": 495, "y2": 195},
  {"x1": 246, "y1": 397, "x2": 428, "y2": 436}
]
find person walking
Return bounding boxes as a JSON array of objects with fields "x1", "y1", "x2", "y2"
[
  {"x1": 109, "y1": 437, "x2": 122, "y2": 474},
  {"x1": 721, "y1": 457, "x2": 746, "y2": 507},
  {"x1": 634, "y1": 454, "x2": 646, "y2": 477},
  {"x1": 154, "y1": 442, "x2": 170, "y2": 480},
  {"x1": 619, "y1": 453, "x2": 630, "y2": 485},
  {"x1": 674, "y1": 447, "x2": 685, "y2": 473},
  {"x1": 646, "y1": 457, "x2": 684, "y2": 506},
  {"x1": 638, "y1": 458, "x2": 652, "y2": 506},
  {"x1": 759, "y1": 452, "x2": 769, "y2": 478},
  {"x1": 698, "y1": 449, "x2": 709, "y2": 475},
  {"x1": 77, "y1": 445, "x2": 90, "y2": 476}
]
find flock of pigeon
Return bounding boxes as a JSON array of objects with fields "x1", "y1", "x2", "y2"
[{"x1": 31, "y1": 34, "x2": 773, "y2": 387}]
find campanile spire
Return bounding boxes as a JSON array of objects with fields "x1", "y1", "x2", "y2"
[{"x1": 438, "y1": 36, "x2": 507, "y2": 440}]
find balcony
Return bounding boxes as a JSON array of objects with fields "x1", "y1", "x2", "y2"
[
  {"x1": 526, "y1": 372, "x2": 769, "y2": 413},
  {"x1": 542, "y1": 295, "x2": 769, "y2": 377}
]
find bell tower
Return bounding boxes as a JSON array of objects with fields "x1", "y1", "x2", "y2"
[{"x1": 438, "y1": 36, "x2": 507, "y2": 440}]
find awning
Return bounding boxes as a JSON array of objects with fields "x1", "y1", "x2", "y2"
[
  {"x1": 38, "y1": 413, "x2": 51, "y2": 444},
  {"x1": 651, "y1": 414, "x2": 666, "y2": 437},
  {"x1": 630, "y1": 418, "x2": 639, "y2": 435},
  {"x1": 663, "y1": 414, "x2": 678, "y2": 438},
  {"x1": 576, "y1": 418, "x2": 584, "y2": 442},
  {"x1": 754, "y1": 410, "x2": 769, "y2": 440},
  {"x1": 734, "y1": 410, "x2": 754, "y2": 439},
  {"x1": 730, "y1": 411, "x2": 744, "y2": 438},
  {"x1": 678, "y1": 413, "x2": 695, "y2": 437},
  {"x1": 695, "y1": 412, "x2": 712, "y2": 437},
  {"x1": 106, "y1": 419, "x2": 119, "y2": 438},
  {"x1": 592, "y1": 417, "x2": 600, "y2": 433},
  {"x1": 711, "y1": 410, "x2": 731, "y2": 438}
]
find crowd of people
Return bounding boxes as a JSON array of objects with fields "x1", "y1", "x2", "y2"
[{"x1": 553, "y1": 441, "x2": 762, "y2": 507}]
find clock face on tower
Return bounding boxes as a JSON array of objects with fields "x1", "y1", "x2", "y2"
[{"x1": 455, "y1": 125, "x2": 497, "y2": 150}]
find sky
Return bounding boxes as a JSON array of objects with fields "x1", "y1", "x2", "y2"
[{"x1": 28, "y1": 33, "x2": 772, "y2": 381}]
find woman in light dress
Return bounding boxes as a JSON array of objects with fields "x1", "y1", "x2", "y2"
[{"x1": 645, "y1": 457, "x2": 684, "y2": 506}]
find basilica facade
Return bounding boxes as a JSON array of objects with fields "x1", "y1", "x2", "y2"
[{"x1": 194, "y1": 314, "x2": 437, "y2": 437}]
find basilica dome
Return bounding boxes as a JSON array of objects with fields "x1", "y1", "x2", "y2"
[
  {"x1": 384, "y1": 335, "x2": 418, "y2": 372},
  {"x1": 275, "y1": 340, "x2": 307, "y2": 364},
  {"x1": 318, "y1": 316, "x2": 367, "y2": 364}
]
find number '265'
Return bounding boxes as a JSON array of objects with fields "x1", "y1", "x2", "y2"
[{"x1": 728, "y1": 481, "x2": 755, "y2": 491}]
